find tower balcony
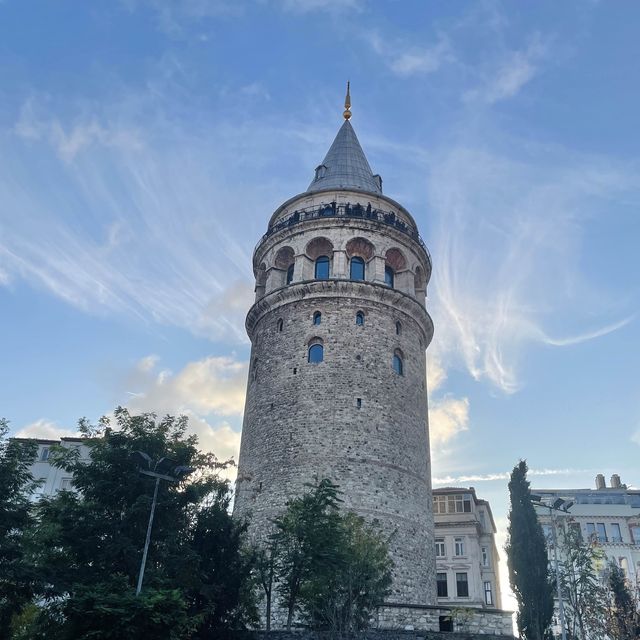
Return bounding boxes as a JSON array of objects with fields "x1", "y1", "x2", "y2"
[{"x1": 256, "y1": 200, "x2": 431, "y2": 273}]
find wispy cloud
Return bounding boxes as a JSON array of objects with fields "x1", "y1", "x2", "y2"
[
  {"x1": 427, "y1": 144, "x2": 638, "y2": 393},
  {"x1": 464, "y1": 34, "x2": 548, "y2": 104},
  {"x1": 433, "y1": 467, "x2": 585, "y2": 485},
  {"x1": 14, "y1": 419, "x2": 79, "y2": 440},
  {"x1": 369, "y1": 32, "x2": 452, "y2": 77},
  {"x1": 278, "y1": 0, "x2": 363, "y2": 13}
]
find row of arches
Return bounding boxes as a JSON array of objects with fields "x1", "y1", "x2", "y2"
[{"x1": 257, "y1": 235, "x2": 427, "y2": 299}]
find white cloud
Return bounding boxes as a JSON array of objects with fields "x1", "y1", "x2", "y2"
[
  {"x1": 464, "y1": 35, "x2": 547, "y2": 104},
  {"x1": 429, "y1": 395, "x2": 469, "y2": 446},
  {"x1": 433, "y1": 467, "x2": 584, "y2": 485},
  {"x1": 370, "y1": 32, "x2": 452, "y2": 77},
  {"x1": 427, "y1": 144, "x2": 637, "y2": 394},
  {"x1": 632, "y1": 429, "x2": 640, "y2": 446},
  {"x1": 14, "y1": 419, "x2": 79, "y2": 440},
  {"x1": 125, "y1": 355, "x2": 248, "y2": 418},
  {"x1": 278, "y1": 0, "x2": 362, "y2": 13}
]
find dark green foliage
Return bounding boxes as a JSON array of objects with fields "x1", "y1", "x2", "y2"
[
  {"x1": 606, "y1": 561, "x2": 640, "y2": 640},
  {"x1": 0, "y1": 420, "x2": 40, "y2": 633},
  {"x1": 21, "y1": 408, "x2": 255, "y2": 639},
  {"x1": 270, "y1": 478, "x2": 392, "y2": 636},
  {"x1": 506, "y1": 460, "x2": 554, "y2": 640},
  {"x1": 299, "y1": 511, "x2": 393, "y2": 637},
  {"x1": 272, "y1": 478, "x2": 344, "y2": 630},
  {"x1": 555, "y1": 525, "x2": 607, "y2": 639}
]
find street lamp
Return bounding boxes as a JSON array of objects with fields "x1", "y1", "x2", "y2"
[
  {"x1": 530, "y1": 495, "x2": 574, "y2": 640},
  {"x1": 132, "y1": 451, "x2": 194, "y2": 596}
]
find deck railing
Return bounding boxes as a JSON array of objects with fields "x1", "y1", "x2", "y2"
[{"x1": 258, "y1": 201, "x2": 431, "y2": 268}]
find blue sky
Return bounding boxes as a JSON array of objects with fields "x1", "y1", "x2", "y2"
[{"x1": 1, "y1": 0, "x2": 639, "y2": 608}]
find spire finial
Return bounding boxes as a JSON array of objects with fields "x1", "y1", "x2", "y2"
[{"x1": 343, "y1": 81, "x2": 351, "y2": 120}]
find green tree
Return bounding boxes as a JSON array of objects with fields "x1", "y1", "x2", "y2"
[
  {"x1": 605, "y1": 561, "x2": 640, "y2": 640},
  {"x1": 554, "y1": 525, "x2": 607, "y2": 640},
  {"x1": 299, "y1": 511, "x2": 393, "y2": 637},
  {"x1": 506, "y1": 460, "x2": 554, "y2": 640},
  {"x1": 27, "y1": 408, "x2": 255, "y2": 639},
  {"x1": 0, "y1": 420, "x2": 40, "y2": 632},
  {"x1": 272, "y1": 478, "x2": 343, "y2": 630}
]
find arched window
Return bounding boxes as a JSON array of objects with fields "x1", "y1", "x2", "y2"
[
  {"x1": 315, "y1": 256, "x2": 330, "y2": 280},
  {"x1": 350, "y1": 256, "x2": 365, "y2": 281},
  {"x1": 286, "y1": 263, "x2": 295, "y2": 285},
  {"x1": 277, "y1": 318, "x2": 284, "y2": 332},
  {"x1": 385, "y1": 266, "x2": 395, "y2": 288},
  {"x1": 313, "y1": 311, "x2": 322, "y2": 325},
  {"x1": 308, "y1": 342, "x2": 324, "y2": 363},
  {"x1": 356, "y1": 311, "x2": 364, "y2": 326},
  {"x1": 393, "y1": 352, "x2": 404, "y2": 376},
  {"x1": 395, "y1": 321, "x2": 402, "y2": 335}
]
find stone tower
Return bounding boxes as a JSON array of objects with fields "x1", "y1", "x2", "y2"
[{"x1": 234, "y1": 89, "x2": 436, "y2": 608}]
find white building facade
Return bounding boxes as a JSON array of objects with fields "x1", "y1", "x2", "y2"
[
  {"x1": 433, "y1": 487, "x2": 503, "y2": 610},
  {"x1": 532, "y1": 474, "x2": 640, "y2": 589},
  {"x1": 19, "y1": 437, "x2": 90, "y2": 498}
]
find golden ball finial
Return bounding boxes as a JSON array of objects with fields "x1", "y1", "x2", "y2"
[{"x1": 343, "y1": 80, "x2": 351, "y2": 120}]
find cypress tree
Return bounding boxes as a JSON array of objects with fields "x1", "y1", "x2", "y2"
[{"x1": 506, "y1": 460, "x2": 554, "y2": 640}]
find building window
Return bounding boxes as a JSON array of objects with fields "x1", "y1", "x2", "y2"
[
  {"x1": 392, "y1": 353, "x2": 403, "y2": 376},
  {"x1": 586, "y1": 522, "x2": 596, "y2": 542},
  {"x1": 385, "y1": 265, "x2": 394, "y2": 288},
  {"x1": 619, "y1": 557, "x2": 629, "y2": 577},
  {"x1": 631, "y1": 525, "x2": 640, "y2": 544},
  {"x1": 610, "y1": 523, "x2": 622, "y2": 543},
  {"x1": 308, "y1": 343, "x2": 324, "y2": 364},
  {"x1": 447, "y1": 494, "x2": 472, "y2": 513},
  {"x1": 395, "y1": 321, "x2": 402, "y2": 335},
  {"x1": 313, "y1": 311, "x2": 321, "y2": 325},
  {"x1": 60, "y1": 478, "x2": 73, "y2": 491},
  {"x1": 437, "y1": 573, "x2": 448, "y2": 598},
  {"x1": 484, "y1": 581, "x2": 493, "y2": 606},
  {"x1": 350, "y1": 256, "x2": 365, "y2": 281},
  {"x1": 40, "y1": 448, "x2": 50, "y2": 462},
  {"x1": 277, "y1": 318, "x2": 283, "y2": 332},
  {"x1": 356, "y1": 311, "x2": 364, "y2": 326},
  {"x1": 433, "y1": 495, "x2": 447, "y2": 514},
  {"x1": 286, "y1": 263, "x2": 295, "y2": 285},
  {"x1": 481, "y1": 546, "x2": 489, "y2": 567},
  {"x1": 596, "y1": 522, "x2": 607, "y2": 542},
  {"x1": 315, "y1": 256, "x2": 330, "y2": 280},
  {"x1": 435, "y1": 538, "x2": 446, "y2": 557},
  {"x1": 456, "y1": 573, "x2": 469, "y2": 598},
  {"x1": 454, "y1": 537, "x2": 465, "y2": 557}
]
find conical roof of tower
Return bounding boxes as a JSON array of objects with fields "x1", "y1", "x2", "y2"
[{"x1": 307, "y1": 119, "x2": 382, "y2": 195}]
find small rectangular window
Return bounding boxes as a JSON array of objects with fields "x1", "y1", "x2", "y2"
[
  {"x1": 481, "y1": 546, "x2": 489, "y2": 567},
  {"x1": 40, "y1": 448, "x2": 50, "y2": 461},
  {"x1": 597, "y1": 522, "x2": 607, "y2": 542},
  {"x1": 437, "y1": 572, "x2": 448, "y2": 597},
  {"x1": 60, "y1": 478, "x2": 73, "y2": 491},
  {"x1": 435, "y1": 538, "x2": 446, "y2": 557},
  {"x1": 356, "y1": 398, "x2": 362, "y2": 409},
  {"x1": 484, "y1": 581, "x2": 493, "y2": 606},
  {"x1": 456, "y1": 572, "x2": 469, "y2": 597},
  {"x1": 454, "y1": 537, "x2": 465, "y2": 557}
]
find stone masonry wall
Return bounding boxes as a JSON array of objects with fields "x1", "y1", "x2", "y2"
[{"x1": 234, "y1": 199, "x2": 437, "y2": 609}]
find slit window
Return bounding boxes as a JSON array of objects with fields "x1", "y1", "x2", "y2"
[
  {"x1": 315, "y1": 256, "x2": 330, "y2": 280},
  {"x1": 350, "y1": 256, "x2": 365, "y2": 281},
  {"x1": 277, "y1": 318, "x2": 283, "y2": 332},
  {"x1": 395, "y1": 321, "x2": 402, "y2": 335},
  {"x1": 313, "y1": 311, "x2": 321, "y2": 325},
  {"x1": 393, "y1": 353, "x2": 403, "y2": 376},
  {"x1": 286, "y1": 263, "x2": 294, "y2": 285},
  {"x1": 385, "y1": 265, "x2": 394, "y2": 288},
  {"x1": 356, "y1": 311, "x2": 364, "y2": 326}
]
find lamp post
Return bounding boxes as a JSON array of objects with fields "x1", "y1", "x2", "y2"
[
  {"x1": 531, "y1": 495, "x2": 574, "y2": 640},
  {"x1": 132, "y1": 451, "x2": 194, "y2": 596}
]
